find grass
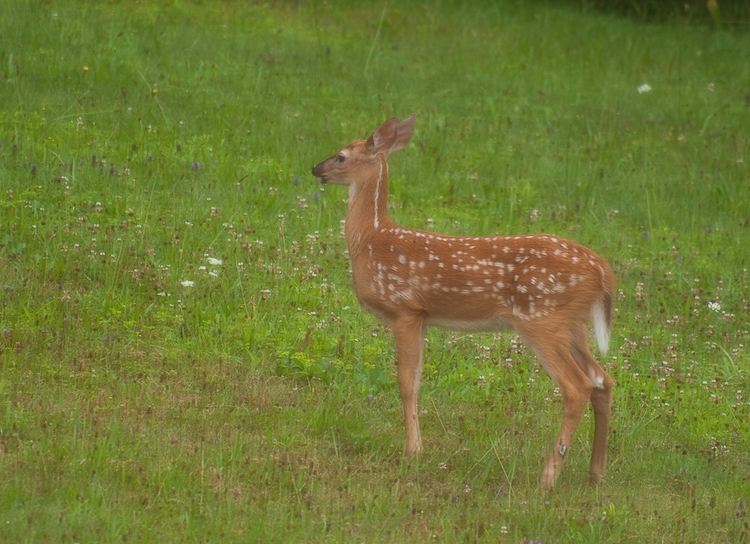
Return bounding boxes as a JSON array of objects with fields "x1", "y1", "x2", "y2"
[{"x1": 1, "y1": 0, "x2": 749, "y2": 542}]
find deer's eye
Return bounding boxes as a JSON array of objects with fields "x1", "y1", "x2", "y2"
[{"x1": 336, "y1": 153, "x2": 345, "y2": 163}]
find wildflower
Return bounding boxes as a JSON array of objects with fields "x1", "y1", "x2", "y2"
[
  {"x1": 293, "y1": 177, "x2": 301, "y2": 185},
  {"x1": 708, "y1": 301, "x2": 721, "y2": 312},
  {"x1": 192, "y1": 161, "x2": 200, "y2": 170},
  {"x1": 180, "y1": 280, "x2": 194, "y2": 287},
  {"x1": 638, "y1": 83, "x2": 652, "y2": 94},
  {"x1": 635, "y1": 282, "x2": 645, "y2": 301},
  {"x1": 207, "y1": 257, "x2": 222, "y2": 266}
]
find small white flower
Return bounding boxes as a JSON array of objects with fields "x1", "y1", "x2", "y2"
[
  {"x1": 638, "y1": 83, "x2": 652, "y2": 94},
  {"x1": 180, "y1": 280, "x2": 194, "y2": 287},
  {"x1": 708, "y1": 301, "x2": 721, "y2": 312},
  {"x1": 207, "y1": 257, "x2": 222, "y2": 266}
]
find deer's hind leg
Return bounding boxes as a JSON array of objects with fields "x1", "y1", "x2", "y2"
[
  {"x1": 518, "y1": 326, "x2": 593, "y2": 491},
  {"x1": 569, "y1": 328, "x2": 613, "y2": 484}
]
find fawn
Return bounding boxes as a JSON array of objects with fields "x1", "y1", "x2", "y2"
[{"x1": 311, "y1": 114, "x2": 616, "y2": 490}]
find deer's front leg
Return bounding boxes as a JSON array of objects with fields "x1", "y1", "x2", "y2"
[{"x1": 389, "y1": 313, "x2": 427, "y2": 456}]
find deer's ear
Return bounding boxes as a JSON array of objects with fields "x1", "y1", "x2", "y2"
[
  {"x1": 390, "y1": 113, "x2": 416, "y2": 153},
  {"x1": 365, "y1": 114, "x2": 417, "y2": 155},
  {"x1": 365, "y1": 117, "x2": 399, "y2": 155}
]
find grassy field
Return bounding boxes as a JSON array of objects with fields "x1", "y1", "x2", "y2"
[{"x1": 1, "y1": 0, "x2": 749, "y2": 542}]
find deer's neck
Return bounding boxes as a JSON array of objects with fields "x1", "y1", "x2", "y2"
[{"x1": 345, "y1": 155, "x2": 393, "y2": 255}]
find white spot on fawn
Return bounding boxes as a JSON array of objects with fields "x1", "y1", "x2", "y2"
[{"x1": 589, "y1": 369, "x2": 606, "y2": 390}]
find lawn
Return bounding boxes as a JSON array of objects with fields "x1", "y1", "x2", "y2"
[{"x1": 0, "y1": 0, "x2": 748, "y2": 542}]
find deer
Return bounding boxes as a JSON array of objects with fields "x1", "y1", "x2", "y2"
[{"x1": 311, "y1": 114, "x2": 616, "y2": 490}]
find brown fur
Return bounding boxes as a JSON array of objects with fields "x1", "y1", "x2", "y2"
[{"x1": 312, "y1": 115, "x2": 616, "y2": 490}]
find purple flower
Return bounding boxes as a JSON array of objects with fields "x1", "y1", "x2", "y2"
[
  {"x1": 293, "y1": 177, "x2": 301, "y2": 185},
  {"x1": 192, "y1": 161, "x2": 200, "y2": 170}
]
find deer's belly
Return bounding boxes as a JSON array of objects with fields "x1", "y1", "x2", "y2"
[{"x1": 424, "y1": 314, "x2": 515, "y2": 332}]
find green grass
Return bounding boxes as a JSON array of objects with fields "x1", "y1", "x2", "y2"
[{"x1": 1, "y1": 0, "x2": 749, "y2": 542}]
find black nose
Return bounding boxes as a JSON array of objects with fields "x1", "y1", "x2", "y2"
[{"x1": 312, "y1": 163, "x2": 327, "y2": 181}]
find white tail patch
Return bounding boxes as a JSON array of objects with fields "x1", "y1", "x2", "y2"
[{"x1": 591, "y1": 300, "x2": 610, "y2": 355}]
